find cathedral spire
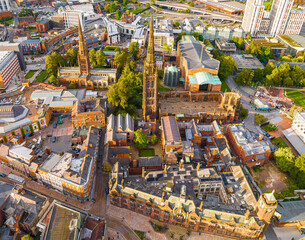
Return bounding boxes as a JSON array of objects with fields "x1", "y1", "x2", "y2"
[
  {"x1": 78, "y1": 17, "x2": 87, "y2": 56},
  {"x1": 146, "y1": 15, "x2": 155, "y2": 63}
]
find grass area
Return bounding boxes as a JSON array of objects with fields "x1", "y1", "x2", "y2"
[
  {"x1": 139, "y1": 148, "x2": 155, "y2": 157},
  {"x1": 221, "y1": 79, "x2": 231, "y2": 92},
  {"x1": 272, "y1": 137, "x2": 288, "y2": 148},
  {"x1": 286, "y1": 89, "x2": 305, "y2": 108},
  {"x1": 158, "y1": 79, "x2": 170, "y2": 92},
  {"x1": 103, "y1": 46, "x2": 120, "y2": 51},
  {"x1": 134, "y1": 230, "x2": 146, "y2": 240},
  {"x1": 274, "y1": 178, "x2": 299, "y2": 199},
  {"x1": 34, "y1": 70, "x2": 47, "y2": 82},
  {"x1": 25, "y1": 70, "x2": 37, "y2": 79},
  {"x1": 261, "y1": 123, "x2": 278, "y2": 132},
  {"x1": 278, "y1": 35, "x2": 301, "y2": 48}
]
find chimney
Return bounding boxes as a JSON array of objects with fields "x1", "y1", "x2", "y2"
[
  {"x1": 142, "y1": 167, "x2": 145, "y2": 178},
  {"x1": 196, "y1": 162, "x2": 200, "y2": 172}
]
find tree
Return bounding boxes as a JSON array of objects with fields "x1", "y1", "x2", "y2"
[
  {"x1": 263, "y1": 62, "x2": 275, "y2": 77},
  {"x1": 107, "y1": 64, "x2": 142, "y2": 114},
  {"x1": 66, "y1": 48, "x2": 78, "y2": 66},
  {"x1": 21, "y1": 234, "x2": 34, "y2": 240},
  {"x1": 289, "y1": 106, "x2": 296, "y2": 118},
  {"x1": 150, "y1": 0, "x2": 155, "y2": 4},
  {"x1": 163, "y1": 41, "x2": 174, "y2": 51},
  {"x1": 134, "y1": 130, "x2": 149, "y2": 148},
  {"x1": 176, "y1": 31, "x2": 187, "y2": 42},
  {"x1": 48, "y1": 75, "x2": 58, "y2": 86},
  {"x1": 240, "y1": 105, "x2": 248, "y2": 120},
  {"x1": 35, "y1": 50, "x2": 40, "y2": 55},
  {"x1": 253, "y1": 68, "x2": 263, "y2": 83},
  {"x1": 115, "y1": 10, "x2": 121, "y2": 20},
  {"x1": 114, "y1": 50, "x2": 128, "y2": 74},
  {"x1": 187, "y1": 1, "x2": 194, "y2": 7},
  {"x1": 234, "y1": 69, "x2": 254, "y2": 86},
  {"x1": 191, "y1": 32, "x2": 199, "y2": 41},
  {"x1": 104, "y1": 3, "x2": 110, "y2": 12},
  {"x1": 146, "y1": 2, "x2": 150, "y2": 8},
  {"x1": 29, "y1": 50, "x2": 34, "y2": 55},
  {"x1": 89, "y1": 49, "x2": 96, "y2": 66},
  {"x1": 96, "y1": 49, "x2": 106, "y2": 67},
  {"x1": 274, "y1": 147, "x2": 296, "y2": 173},
  {"x1": 231, "y1": 36, "x2": 244, "y2": 50},
  {"x1": 265, "y1": 2, "x2": 272, "y2": 10},
  {"x1": 18, "y1": 8, "x2": 33, "y2": 17},
  {"x1": 254, "y1": 113, "x2": 268, "y2": 125},
  {"x1": 173, "y1": 21, "x2": 180, "y2": 29},
  {"x1": 129, "y1": 41, "x2": 139, "y2": 60},
  {"x1": 150, "y1": 134, "x2": 158, "y2": 145},
  {"x1": 68, "y1": 82, "x2": 77, "y2": 89},
  {"x1": 218, "y1": 56, "x2": 235, "y2": 80}
]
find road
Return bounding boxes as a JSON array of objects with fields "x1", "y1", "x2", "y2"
[
  {"x1": 105, "y1": 216, "x2": 140, "y2": 240},
  {"x1": 226, "y1": 75, "x2": 282, "y2": 134}
]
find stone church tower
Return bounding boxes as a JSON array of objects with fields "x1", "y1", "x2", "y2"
[
  {"x1": 142, "y1": 16, "x2": 158, "y2": 120},
  {"x1": 78, "y1": 18, "x2": 90, "y2": 76},
  {"x1": 255, "y1": 190, "x2": 278, "y2": 224}
]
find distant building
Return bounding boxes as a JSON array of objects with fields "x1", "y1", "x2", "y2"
[
  {"x1": 226, "y1": 124, "x2": 272, "y2": 167},
  {"x1": 62, "y1": 11, "x2": 84, "y2": 30},
  {"x1": 0, "y1": 185, "x2": 49, "y2": 235},
  {"x1": 241, "y1": 0, "x2": 265, "y2": 37},
  {"x1": 0, "y1": 0, "x2": 10, "y2": 12},
  {"x1": 215, "y1": 38, "x2": 237, "y2": 54},
  {"x1": 232, "y1": 54, "x2": 264, "y2": 71},
  {"x1": 36, "y1": 19, "x2": 51, "y2": 33},
  {"x1": 0, "y1": 51, "x2": 22, "y2": 89},
  {"x1": 197, "y1": 0, "x2": 245, "y2": 15},
  {"x1": 176, "y1": 35, "x2": 220, "y2": 91},
  {"x1": 277, "y1": 34, "x2": 305, "y2": 56},
  {"x1": 0, "y1": 41, "x2": 26, "y2": 70},
  {"x1": 284, "y1": 8, "x2": 305, "y2": 35},
  {"x1": 283, "y1": 111, "x2": 305, "y2": 155},
  {"x1": 20, "y1": 39, "x2": 42, "y2": 54}
]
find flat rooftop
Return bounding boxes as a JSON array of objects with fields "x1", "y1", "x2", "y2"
[{"x1": 232, "y1": 54, "x2": 264, "y2": 69}]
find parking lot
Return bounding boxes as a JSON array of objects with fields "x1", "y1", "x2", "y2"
[{"x1": 41, "y1": 115, "x2": 73, "y2": 153}]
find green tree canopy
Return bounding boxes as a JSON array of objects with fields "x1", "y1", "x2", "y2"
[
  {"x1": 188, "y1": 1, "x2": 194, "y2": 7},
  {"x1": 218, "y1": 55, "x2": 235, "y2": 80},
  {"x1": 129, "y1": 41, "x2": 140, "y2": 60},
  {"x1": 96, "y1": 49, "x2": 106, "y2": 67},
  {"x1": 114, "y1": 50, "x2": 129, "y2": 74},
  {"x1": 234, "y1": 69, "x2": 254, "y2": 86},
  {"x1": 68, "y1": 82, "x2": 77, "y2": 89},
  {"x1": 48, "y1": 75, "x2": 58, "y2": 86},
  {"x1": 66, "y1": 48, "x2": 78, "y2": 67},
  {"x1": 21, "y1": 234, "x2": 34, "y2": 240},
  {"x1": 253, "y1": 68, "x2": 263, "y2": 82},
  {"x1": 150, "y1": 134, "x2": 158, "y2": 145},
  {"x1": 18, "y1": 8, "x2": 33, "y2": 17},
  {"x1": 89, "y1": 49, "x2": 96, "y2": 66},
  {"x1": 173, "y1": 21, "x2": 180, "y2": 28},
  {"x1": 134, "y1": 130, "x2": 149, "y2": 148},
  {"x1": 274, "y1": 147, "x2": 296, "y2": 173},
  {"x1": 115, "y1": 9, "x2": 121, "y2": 20}
]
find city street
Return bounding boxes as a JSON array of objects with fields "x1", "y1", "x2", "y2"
[{"x1": 226, "y1": 76, "x2": 283, "y2": 134}]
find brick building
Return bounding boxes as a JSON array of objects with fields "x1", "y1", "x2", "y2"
[
  {"x1": 36, "y1": 19, "x2": 51, "y2": 33},
  {"x1": 20, "y1": 39, "x2": 42, "y2": 54},
  {"x1": 0, "y1": 51, "x2": 22, "y2": 89},
  {"x1": 176, "y1": 35, "x2": 220, "y2": 92},
  {"x1": 226, "y1": 124, "x2": 272, "y2": 167},
  {"x1": 109, "y1": 162, "x2": 277, "y2": 239}
]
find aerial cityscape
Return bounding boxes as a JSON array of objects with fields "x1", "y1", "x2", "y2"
[{"x1": 0, "y1": 0, "x2": 305, "y2": 239}]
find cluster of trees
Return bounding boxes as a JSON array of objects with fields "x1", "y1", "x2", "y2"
[
  {"x1": 264, "y1": 2, "x2": 272, "y2": 11},
  {"x1": 113, "y1": 42, "x2": 139, "y2": 75},
  {"x1": 275, "y1": 147, "x2": 305, "y2": 189},
  {"x1": 173, "y1": 21, "x2": 180, "y2": 29},
  {"x1": 279, "y1": 52, "x2": 305, "y2": 63},
  {"x1": 240, "y1": 105, "x2": 249, "y2": 120},
  {"x1": 234, "y1": 62, "x2": 305, "y2": 87},
  {"x1": 18, "y1": 8, "x2": 33, "y2": 17},
  {"x1": 89, "y1": 49, "x2": 107, "y2": 68},
  {"x1": 187, "y1": 0, "x2": 194, "y2": 7},
  {"x1": 231, "y1": 36, "x2": 244, "y2": 50},
  {"x1": 246, "y1": 41, "x2": 273, "y2": 63},
  {"x1": 45, "y1": 52, "x2": 68, "y2": 86},
  {"x1": 134, "y1": 130, "x2": 158, "y2": 148},
  {"x1": 254, "y1": 113, "x2": 268, "y2": 125},
  {"x1": 107, "y1": 64, "x2": 143, "y2": 117}
]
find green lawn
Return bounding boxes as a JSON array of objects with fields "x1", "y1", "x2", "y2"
[
  {"x1": 261, "y1": 123, "x2": 277, "y2": 132},
  {"x1": 25, "y1": 70, "x2": 37, "y2": 79},
  {"x1": 286, "y1": 89, "x2": 305, "y2": 108},
  {"x1": 272, "y1": 137, "x2": 288, "y2": 148},
  {"x1": 34, "y1": 70, "x2": 47, "y2": 82},
  {"x1": 139, "y1": 148, "x2": 155, "y2": 157},
  {"x1": 158, "y1": 79, "x2": 170, "y2": 92},
  {"x1": 263, "y1": 1, "x2": 272, "y2": 6},
  {"x1": 221, "y1": 79, "x2": 231, "y2": 92}
]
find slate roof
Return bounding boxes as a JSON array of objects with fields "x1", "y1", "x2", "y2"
[
  {"x1": 162, "y1": 116, "x2": 181, "y2": 142},
  {"x1": 178, "y1": 35, "x2": 219, "y2": 71},
  {"x1": 276, "y1": 200, "x2": 305, "y2": 222}
]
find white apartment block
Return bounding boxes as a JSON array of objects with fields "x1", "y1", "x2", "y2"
[
  {"x1": 241, "y1": 0, "x2": 265, "y2": 37},
  {"x1": 291, "y1": 111, "x2": 305, "y2": 143},
  {"x1": 283, "y1": 9, "x2": 305, "y2": 35},
  {"x1": 269, "y1": 0, "x2": 294, "y2": 36},
  {"x1": 62, "y1": 11, "x2": 84, "y2": 30},
  {"x1": 0, "y1": 0, "x2": 10, "y2": 12}
]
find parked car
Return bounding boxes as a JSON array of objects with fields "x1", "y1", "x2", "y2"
[
  {"x1": 47, "y1": 134, "x2": 52, "y2": 137},
  {"x1": 0, "y1": 173, "x2": 6, "y2": 177},
  {"x1": 54, "y1": 123, "x2": 57, "y2": 128},
  {"x1": 52, "y1": 137, "x2": 56, "y2": 143}
]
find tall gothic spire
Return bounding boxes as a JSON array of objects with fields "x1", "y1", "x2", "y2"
[
  {"x1": 146, "y1": 15, "x2": 155, "y2": 63},
  {"x1": 78, "y1": 17, "x2": 87, "y2": 56}
]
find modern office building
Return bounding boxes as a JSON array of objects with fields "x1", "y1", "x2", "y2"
[
  {"x1": 0, "y1": 51, "x2": 22, "y2": 89},
  {"x1": 269, "y1": 0, "x2": 294, "y2": 36},
  {"x1": 0, "y1": 0, "x2": 10, "y2": 12},
  {"x1": 62, "y1": 11, "x2": 84, "y2": 30},
  {"x1": 241, "y1": 0, "x2": 265, "y2": 36},
  {"x1": 283, "y1": 8, "x2": 305, "y2": 35}
]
